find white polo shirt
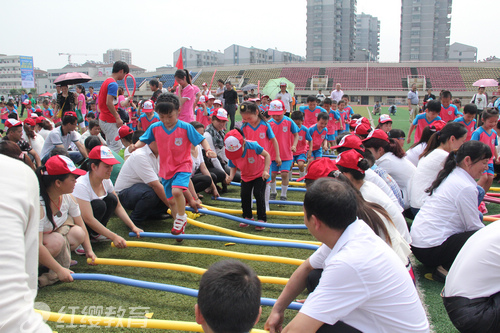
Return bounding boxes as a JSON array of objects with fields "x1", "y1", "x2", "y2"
[
  {"x1": 410, "y1": 167, "x2": 484, "y2": 248},
  {"x1": 302, "y1": 220, "x2": 429, "y2": 332},
  {"x1": 275, "y1": 92, "x2": 292, "y2": 114},
  {"x1": 376, "y1": 152, "x2": 416, "y2": 210},
  {"x1": 114, "y1": 145, "x2": 159, "y2": 193},
  {"x1": 41, "y1": 127, "x2": 81, "y2": 158},
  {"x1": 444, "y1": 221, "x2": 500, "y2": 299},
  {"x1": 330, "y1": 89, "x2": 344, "y2": 103}
]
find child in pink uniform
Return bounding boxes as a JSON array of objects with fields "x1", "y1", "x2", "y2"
[
  {"x1": 299, "y1": 95, "x2": 327, "y2": 128},
  {"x1": 440, "y1": 90, "x2": 459, "y2": 123},
  {"x1": 324, "y1": 98, "x2": 342, "y2": 148},
  {"x1": 307, "y1": 112, "x2": 329, "y2": 162},
  {"x1": 338, "y1": 100, "x2": 350, "y2": 133},
  {"x1": 454, "y1": 104, "x2": 477, "y2": 141},
  {"x1": 268, "y1": 100, "x2": 299, "y2": 201},
  {"x1": 291, "y1": 111, "x2": 312, "y2": 179},
  {"x1": 137, "y1": 100, "x2": 160, "y2": 131},
  {"x1": 132, "y1": 97, "x2": 217, "y2": 236},
  {"x1": 471, "y1": 108, "x2": 500, "y2": 192},
  {"x1": 225, "y1": 129, "x2": 271, "y2": 230},
  {"x1": 195, "y1": 95, "x2": 211, "y2": 128},
  {"x1": 407, "y1": 100, "x2": 442, "y2": 144}
]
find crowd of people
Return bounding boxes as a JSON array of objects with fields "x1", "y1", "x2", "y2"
[{"x1": 2, "y1": 60, "x2": 500, "y2": 332}]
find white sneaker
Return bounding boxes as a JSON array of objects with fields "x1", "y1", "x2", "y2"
[
  {"x1": 91, "y1": 234, "x2": 111, "y2": 242},
  {"x1": 74, "y1": 244, "x2": 85, "y2": 255},
  {"x1": 172, "y1": 215, "x2": 187, "y2": 235}
]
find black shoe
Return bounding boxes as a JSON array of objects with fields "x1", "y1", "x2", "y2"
[{"x1": 432, "y1": 266, "x2": 448, "y2": 283}]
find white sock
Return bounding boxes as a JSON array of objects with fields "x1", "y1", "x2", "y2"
[
  {"x1": 176, "y1": 213, "x2": 187, "y2": 221},
  {"x1": 299, "y1": 171, "x2": 306, "y2": 178},
  {"x1": 265, "y1": 183, "x2": 270, "y2": 211},
  {"x1": 281, "y1": 185, "x2": 288, "y2": 197},
  {"x1": 270, "y1": 181, "x2": 277, "y2": 193}
]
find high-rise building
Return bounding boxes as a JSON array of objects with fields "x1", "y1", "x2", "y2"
[
  {"x1": 173, "y1": 48, "x2": 224, "y2": 68},
  {"x1": 306, "y1": 0, "x2": 357, "y2": 62},
  {"x1": 224, "y1": 45, "x2": 304, "y2": 66},
  {"x1": 399, "y1": 0, "x2": 452, "y2": 62},
  {"x1": 103, "y1": 49, "x2": 132, "y2": 64},
  {"x1": 355, "y1": 13, "x2": 380, "y2": 62}
]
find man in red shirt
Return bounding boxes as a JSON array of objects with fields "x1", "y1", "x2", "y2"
[{"x1": 98, "y1": 61, "x2": 129, "y2": 152}]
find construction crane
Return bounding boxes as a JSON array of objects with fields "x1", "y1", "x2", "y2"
[{"x1": 58, "y1": 53, "x2": 98, "y2": 65}]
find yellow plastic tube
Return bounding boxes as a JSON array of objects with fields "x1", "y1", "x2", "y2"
[
  {"x1": 276, "y1": 181, "x2": 305, "y2": 187},
  {"x1": 89, "y1": 258, "x2": 289, "y2": 285},
  {"x1": 483, "y1": 216, "x2": 500, "y2": 222},
  {"x1": 488, "y1": 187, "x2": 500, "y2": 192},
  {"x1": 202, "y1": 204, "x2": 304, "y2": 217},
  {"x1": 116, "y1": 241, "x2": 304, "y2": 266},
  {"x1": 185, "y1": 216, "x2": 321, "y2": 246},
  {"x1": 35, "y1": 310, "x2": 267, "y2": 332}
]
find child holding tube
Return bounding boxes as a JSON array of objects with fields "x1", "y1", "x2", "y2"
[{"x1": 225, "y1": 128, "x2": 271, "y2": 230}]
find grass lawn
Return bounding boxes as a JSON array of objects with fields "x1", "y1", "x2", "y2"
[{"x1": 34, "y1": 105, "x2": 500, "y2": 332}]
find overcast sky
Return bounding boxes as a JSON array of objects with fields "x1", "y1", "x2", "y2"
[{"x1": 3, "y1": 0, "x2": 498, "y2": 72}]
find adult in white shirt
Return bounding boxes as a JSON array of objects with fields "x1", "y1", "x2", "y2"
[
  {"x1": 40, "y1": 112, "x2": 87, "y2": 164},
  {"x1": 73, "y1": 146, "x2": 143, "y2": 247},
  {"x1": 409, "y1": 122, "x2": 467, "y2": 214},
  {"x1": 115, "y1": 142, "x2": 171, "y2": 224},
  {"x1": 442, "y1": 221, "x2": 500, "y2": 332},
  {"x1": 410, "y1": 141, "x2": 489, "y2": 277},
  {"x1": 22, "y1": 118, "x2": 45, "y2": 157},
  {"x1": 471, "y1": 85, "x2": 488, "y2": 115},
  {"x1": 0, "y1": 155, "x2": 52, "y2": 333},
  {"x1": 191, "y1": 121, "x2": 220, "y2": 196},
  {"x1": 265, "y1": 178, "x2": 428, "y2": 333},
  {"x1": 330, "y1": 83, "x2": 344, "y2": 103},
  {"x1": 275, "y1": 82, "x2": 293, "y2": 116},
  {"x1": 363, "y1": 129, "x2": 416, "y2": 211}
]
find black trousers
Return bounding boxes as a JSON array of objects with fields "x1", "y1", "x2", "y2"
[
  {"x1": 307, "y1": 269, "x2": 362, "y2": 333},
  {"x1": 118, "y1": 183, "x2": 168, "y2": 223},
  {"x1": 87, "y1": 193, "x2": 118, "y2": 236},
  {"x1": 241, "y1": 177, "x2": 266, "y2": 221},
  {"x1": 443, "y1": 292, "x2": 500, "y2": 333},
  {"x1": 226, "y1": 103, "x2": 237, "y2": 130},
  {"x1": 411, "y1": 230, "x2": 478, "y2": 270},
  {"x1": 192, "y1": 173, "x2": 213, "y2": 193}
]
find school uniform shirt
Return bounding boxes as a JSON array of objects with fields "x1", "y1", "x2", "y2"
[
  {"x1": 73, "y1": 173, "x2": 115, "y2": 202},
  {"x1": 195, "y1": 107, "x2": 211, "y2": 128},
  {"x1": 268, "y1": 116, "x2": 299, "y2": 161},
  {"x1": 228, "y1": 141, "x2": 266, "y2": 182},
  {"x1": 444, "y1": 221, "x2": 500, "y2": 299},
  {"x1": 339, "y1": 109, "x2": 350, "y2": 130},
  {"x1": 139, "y1": 120, "x2": 204, "y2": 180},
  {"x1": 376, "y1": 152, "x2": 416, "y2": 210},
  {"x1": 410, "y1": 167, "x2": 484, "y2": 248},
  {"x1": 327, "y1": 109, "x2": 341, "y2": 135},
  {"x1": 42, "y1": 108, "x2": 54, "y2": 118},
  {"x1": 440, "y1": 104, "x2": 459, "y2": 123},
  {"x1": 360, "y1": 180, "x2": 411, "y2": 243},
  {"x1": 115, "y1": 145, "x2": 159, "y2": 193},
  {"x1": 299, "y1": 105, "x2": 327, "y2": 128},
  {"x1": 409, "y1": 148, "x2": 449, "y2": 209},
  {"x1": 308, "y1": 124, "x2": 327, "y2": 151},
  {"x1": 471, "y1": 127, "x2": 497, "y2": 164},
  {"x1": 259, "y1": 104, "x2": 269, "y2": 114},
  {"x1": 405, "y1": 143, "x2": 427, "y2": 167},
  {"x1": 39, "y1": 194, "x2": 80, "y2": 233},
  {"x1": 295, "y1": 125, "x2": 312, "y2": 156},
  {"x1": 241, "y1": 120, "x2": 275, "y2": 154},
  {"x1": 138, "y1": 112, "x2": 160, "y2": 131},
  {"x1": 40, "y1": 127, "x2": 81, "y2": 159},
  {"x1": 303, "y1": 220, "x2": 428, "y2": 332},
  {"x1": 412, "y1": 114, "x2": 442, "y2": 143},
  {"x1": 453, "y1": 117, "x2": 476, "y2": 141}
]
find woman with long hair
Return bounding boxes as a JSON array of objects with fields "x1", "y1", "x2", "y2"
[
  {"x1": 174, "y1": 69, "x2": 196, "y2": 123},
  {"x1": 75, "y1": 85, "x2": 87, "y2": 129}
]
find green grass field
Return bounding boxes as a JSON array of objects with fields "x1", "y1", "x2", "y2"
[{"x1": 34, "y1": 105, "x2": 500, "y2": 332}]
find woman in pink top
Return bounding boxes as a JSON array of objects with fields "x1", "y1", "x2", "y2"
[
  {"x1": 76, "y1": 85, "x2": 87, "y2": 129},
  {"x1": 175, "y1": 69, "x2": 195, "y2": 123}
]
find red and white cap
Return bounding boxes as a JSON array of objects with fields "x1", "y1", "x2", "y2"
[
  {"x1": 336, "y1": 149, "x2": 366, "y2": 174},
  {"x1": 331, "y1": 134, "x2": 365, "y2": 151},
  {"x1": 202, "y1": 82, "x2": 207, "y2": 86},
  {"x1": 215, "y1": 108, "x2": 228, "y2": 121},
  {"x1": 353, "y1": 123, "x2": 372, "y2": 136},
  {"x1": 88, "y1": 146, "x2": 120, "y2": 165},
  {"x1": 297, "y1": 158, "x2": 338, "y2": 181},
  {"x1": 64, "y1": 111, "x2": 77, "y2": 119},
  {"x1": 280, "y1": 82, "x2": 287, "y2": 87},
  {"x1": 115, "y1": 125, "x2": 134, "y2": 141},
  {"x1": 22, "y1": 99, "x2": 31, "y2": 105},
  {"x1": 430, "y1": 120, "x2": 447, "y2": 132},
  {"x1": 198, "y1": 95, "x2": 207, "y2": 104},
  {"x1": 4, "y1": 118, "x2": 22, "y2": 129},
  {"x1": 350, "y1": 117, "x2": 370, "y2": 128},
  {"x1": 142, "y1": 100, "x2": 154, "y2": 112},
  {"x1": 44, "y1": 155, "x2": 86, "y2": 176},
  {"x1": 214, "y1": 99, "x2": 222, "y2": 105},
  {"x1": 24, "y1": 118, "x2": 36, "y2": 127},
  {"x1": 362, "y1": 129, "x2": 390, "y2": 143},
  {"x1": 30, "y1": 113, "x2": 39, "y2": 119},
  {"x1": 261, "y1": 95, "x2": 270, "y2": 100},
  {"x1": 207, "y1": 94, "x2": 215, "y2": 100},
  {"x1": 379, "y1": 114, "x2": 393, "y2": 124},
  {"x1": 268, "y1": 99, "x2": 285, "y2": 115},
  {"x1": 224, "y1": 129, "x2": 244, "y2": 160}
]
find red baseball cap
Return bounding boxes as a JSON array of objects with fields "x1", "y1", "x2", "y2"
[
  {"x1": 261, "y1": 95, "x2": 270, "y2": 100},
  {"x1": 331, "y1": 134, "x2": 365, "y2": 151},
  {"x1": 430, "y1": 120, "x2": 447, "y2": 132},
  {"x1": 4, "y1": 119, "x2": 22, "y2": 129},
  {"x1": 362, "y1": 128, "x2": 390, "y2": 143},
  {"x1": 115, "y1": 125, "x2": 134, "y2": 141},
  {"x1": 88, "y1": 146, "x2": 120, "y2": 165},
  {"x1": 268, "y1": 99, "x2": 285, "y2": 115},
  {"x1": 350, "y1": 117, "x2": 370, "y2": 128},
  {"x1": 36, "y1": 116, "x2": 46, "y2": 124},
  {"x1": 224, "y1": 129, "x2": 244, "y2": 160},
  {"x1": 22, "y1": 99, "x2": 31, "y2": 105},
  {"x1": 44, "y1": 155, "x2": 86, "y2": 176},
  {"x1": 64, "y1": 111, "x2": 77, "y2": 118},
  {"x1": 297, "y1": 157, "x2": 338, "y2": 181},
  {"x1": 24, "y1": 118, "x2": 36, "y2": 127},
  {"x1": 336, "y1": 149, "x2": 366, "y2": 174},
  {"x1": 378, "y1": 114, "x2": 393, "y2": 124},
  {"x1": 353, "y1": 123, "x2": 372, "y2": 136},
  {"x1": 214, "y1": 108, "x2": 228, "y2": 121}
]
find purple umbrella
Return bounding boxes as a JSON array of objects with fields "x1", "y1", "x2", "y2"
[
  {"x1": 54, "y1": 72, "x2": 92, "y2": 86},
  {"x1": 473, "y1": 79, "x2": 498, "y2": 87}
]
